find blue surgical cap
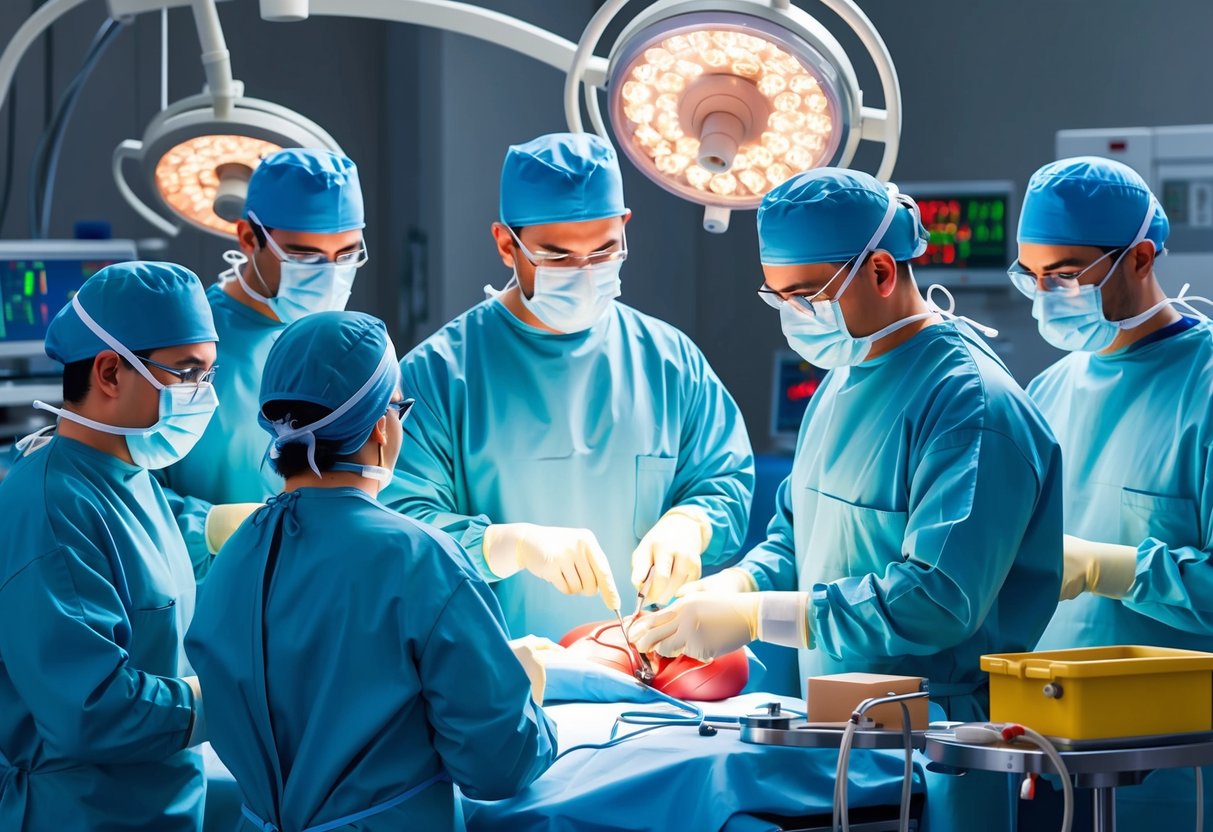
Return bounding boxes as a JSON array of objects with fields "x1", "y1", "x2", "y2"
[
  {"x1": 259, "y1": 311, "x2": 400, "y2": 458},
  {"x1": 1018, "y1": 156, "x2": 1169, "y2": 252},
  {"x1": 500, "y1": 132, "x2": 628, "y2": 227},
  {"x1": 244, "y1": 148, "x2": 365, "y2": 234},
  {"x1": 44, "y1": 261, "x2": 217, "y2": 364},
  {"x1": 757, "y1": 168, "x2": 929, "y2": 265}
]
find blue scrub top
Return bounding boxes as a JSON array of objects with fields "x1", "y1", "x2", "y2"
[
  {"x1": 185, "y1": 487, "x2": 556, "y2": 832},
  {"x1": 160, "y1": 280, "x2": 286, "y2": 507},
  {"x1": 385, "y1": 298, "x2": 755, "y2": 640},
  {"x1": 1032, "y1": 319, "x2": 1213, "y2": 649},
  {"x1": 0, "y1": 435, "x2": 203, "y2": 831},
  {"x1": 739, "y1": 322, "x2": 1064, "y2": 720}
]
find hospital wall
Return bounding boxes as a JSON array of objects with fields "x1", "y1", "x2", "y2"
[{"x1": 2, "y1": 0, "x2": 1212, "y2": 453}]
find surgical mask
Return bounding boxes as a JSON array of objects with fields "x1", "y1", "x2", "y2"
[
  {"x1": 33, "y1": 295, "x2": 219, "y2": 469},
  {"x1": 1015, "y1": 199, "x2": 1174, "y2": 352},
  {"x1": 226, "y1": 211, "x2": 365, "y2": 324},
  {"x1": 512, "y1": 260, "x2": 622, "y2": 333},
  {"x1": 772, "y1": 185, "x2": 941, "y2": 368},
  {"x1": 329, "y1": 461, "x2": 394, "y2": 486},
  {"x1": 1033, "y1": 281, "x2": 1211, "y2": 352}
]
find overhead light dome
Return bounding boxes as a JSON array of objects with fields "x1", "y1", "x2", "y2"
[{"x1": 113, "y1": 92, "x2": 343, "y2": 238}]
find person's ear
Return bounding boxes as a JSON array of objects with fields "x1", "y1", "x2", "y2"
[
  {"x1": 870, "y1": 251, "x2": 898, "y2": 299},
  {"x1": 235, "y1": 219, "x2": 259, "y2": 257},
  {"x1": 371, "y1": 414, "x2": 389, "y2": 445},
  {"x1": 491, "y1": 223, "x2": 517, "y2": 270},
  {"x1": 1129, "y1": 240, "x2": 1157, "y2": 281},
  {"x1": 93, "y1": 351, "x2": 124, "y2": 399}
]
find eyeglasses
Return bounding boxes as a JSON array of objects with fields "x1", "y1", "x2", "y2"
[
  {"x1": 249, "y1": 211, "x2": 369, "y2": 268},
  {"x1": 1007, "y1": 249, "x2": 1121, "y2": 298},
  {"x1": 508, "y1": 226, "x2": 628, "y2": 269},
  {"x1": 756, "y1": 254, "x2": 861, "y2": 315},
  {"x1": 139, "y1": 356, "x2": 217, "y2": 385},
  {"x1": 387, "y1": 398, "x2": 415, "y2": 422}
]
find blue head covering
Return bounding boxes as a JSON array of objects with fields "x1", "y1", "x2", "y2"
[
  {"x1": 259, "y1": 311, "x2": 399, "y2": 466},
  {"x1": 44, "y1": 261, "x2": 217, "y2": 364},
  {"x1": 244, "y1": 148, "x2": 365, "y2": 234},
  {"x1": 1018, "y1": 156, "x2": 1169, "y2": 252},
  {"x1": 499, "y1": 132, "x2": 628, "y2": 227},
  {"x1": 757, "y1": 168, "x2": 929, "y2": 265}
]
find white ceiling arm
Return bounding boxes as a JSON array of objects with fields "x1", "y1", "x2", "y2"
[
  {"x1": 818, "y1": 0, "x2": 901, "y2": 180},
  {"x1": 190, "y1": 0, "x2": 235, "y2": 119},
  {"x1": 0, "y1": 0, "x2": 92, "y2": 115},
  {"x1": 305, "y1": 0, "x2": 585, "y2": 76}
]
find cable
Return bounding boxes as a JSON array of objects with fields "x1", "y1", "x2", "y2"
[
  {"x1": 28, "y1": 17, "x2": 124, "y2": 237},
  {"x1": 1196, "y1": 766, "x2": 1203, "y2": 832},
  {"x1": 0, "y1": 83, "x2": 15, "y2": 235},
  {"x1": 835, "y1": 700, "x2": 917, "y2": 832}
]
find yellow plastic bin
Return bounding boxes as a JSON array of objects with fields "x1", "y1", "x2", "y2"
[{"x1": 981, "y1": 645, "x2": 1213, "y2": 741}]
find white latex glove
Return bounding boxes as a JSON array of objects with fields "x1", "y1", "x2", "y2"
[
  {"x1": 183, "y1": 676, "x2": 207, "y2": 747},
  {"x1": 508, "y1": 636, "x2": 564, "y2": 705},
  {"x1": 204, "y1": 503, "x2": 264, "y2": 554},
  {"x1": 1060, "y1": 534, "x2": 1138, "y2": 601},
  {"x1": 484, "y1": 523, "x2": 622, "y2": 612},
  {"x1": 631, "y1": 592, "x2": 762, "y2": 661},
  {"x1": 675, "y1": 567, "x2": 758, "y2": 598},
  {"x1": 630, "y1": 507, "x2": 712, "y2": 605}
]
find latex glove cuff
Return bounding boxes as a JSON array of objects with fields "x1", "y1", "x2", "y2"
[{"x1": 758, "y1": 591, "x2": 811, "y2": 649}]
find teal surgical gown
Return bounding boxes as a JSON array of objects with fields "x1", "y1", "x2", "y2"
[
  {"x1": 0, "y1": 435, "x2": 204, "y2": 831},
  {"x1": 738, "y1": 323, "x2": 1063, "y2": 832},
  {"x1": 1029, "y1": 320, "x2": 1213, "y2": 830},
  {"x1": 385, "y1": 299, "x2": 755, "y2": 640},
  {"x1": 740, "y1": 322, "x2": 1062, "y2": 715},
  {"x1": 185, "y1": 487, "x2": 557, "y2": 832},
  {"x1": 160, "y1": 280, "x2": 286, "y2": 510}
]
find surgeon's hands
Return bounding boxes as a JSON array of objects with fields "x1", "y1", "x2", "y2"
[
  {"x1": 1060, "y1": 534, "x2": 1138, "y2": 601},
  {"x1": 675, "y1": 566, "x2": 758, "y2": 597},
  {"x1": 631, "y1": 592, "x2": 762, "y2": 661},
  {"x1": 205, "y1": 503, "x2": 264, "y2": 554},
  {"x1": 630, "y1": 507, "x2": 712, "y2": 604},
  {"x1": 484, "y1": 523, "x2": 623, "y2": 612},
  {"x1": 508, "y1": 636, "x2": 564, "y2": 706}
]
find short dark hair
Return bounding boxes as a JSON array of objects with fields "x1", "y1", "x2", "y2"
[
  {"x1": 61, "y1": 350, "x2": 152, "y2": 404},
  {"x1": 250, "y1": 222, "x2": 275, "y2": 248},
  {"x1": 261, "y1": 399, "x2": 346, "y2": 478}
]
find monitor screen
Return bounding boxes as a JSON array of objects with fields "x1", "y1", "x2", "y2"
[
  {"x1": 770, "y1": 350, "x2": 823, "y2": 441},
  {"x1": 912, "y1": 192, "x2": 1009, "y2": 270},
  {"x1": 0, "y1": 240, "x2": 136, "y2": 357}
]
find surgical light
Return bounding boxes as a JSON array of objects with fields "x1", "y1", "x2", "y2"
[
  {"x1": 569, "y1": 0, "x2": 901, "y2": 232},
  {"x1": 611, "y1": 17, "x2": 845, "y2": 209},
  {"x1": 113, "y1": 92, "x2": 342, "y2": 239}
]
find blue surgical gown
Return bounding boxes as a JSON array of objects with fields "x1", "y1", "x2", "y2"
[
  {"x1": 185, "y1": 487, "x2": 557, "y2": 832},
  {"x1": 385, "y1": 299, "x2": 755, "y2": 639},
  {"x1": 1029, "y1": 320, "x2": 1213, "y2": 829},
  {"x1": 738, "y1": 323, "x2": 1063, "y2": 832},
  {"x1": 0, "y1": 435, "x2": 204, "y2": 831},
  {"x1": 159, "y1": 281, "x2": 286, "y2": 525}
]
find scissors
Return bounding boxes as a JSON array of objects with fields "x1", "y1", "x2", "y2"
[{"x1": 615, "y1": 565, "x2": 655, "y2": 683}]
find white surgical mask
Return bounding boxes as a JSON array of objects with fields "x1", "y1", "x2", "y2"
[
  {"x1": 518, "y1": 260, "x2": 623, "y2": 333},
  {"x1": 34, "y1": 295, "x2": 219, "y2": 469},
  {"x1": 225, "y1": 211, "x2": 365, "y2": 324}
]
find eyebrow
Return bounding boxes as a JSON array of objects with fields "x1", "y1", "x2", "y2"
[
  {"x1": 1039, "y1": 257, "x2": 1090, "y2": 272},
  {"x1": 172, "y1": 356, "x2": 209, "y2": 368},
  {"x1": 533, "y1": 238, "x2": 622, "y2": 254},
  {"x1": 282, "y1": 242, "x2": 363, "y2": 255},
  {"x1": 775, "y1": 280, "x2": 829, "y2": 295}
]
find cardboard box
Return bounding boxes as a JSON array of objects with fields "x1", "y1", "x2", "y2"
[{"x1": 807, "y1": 672, "x2": 928, "y2": 730}]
